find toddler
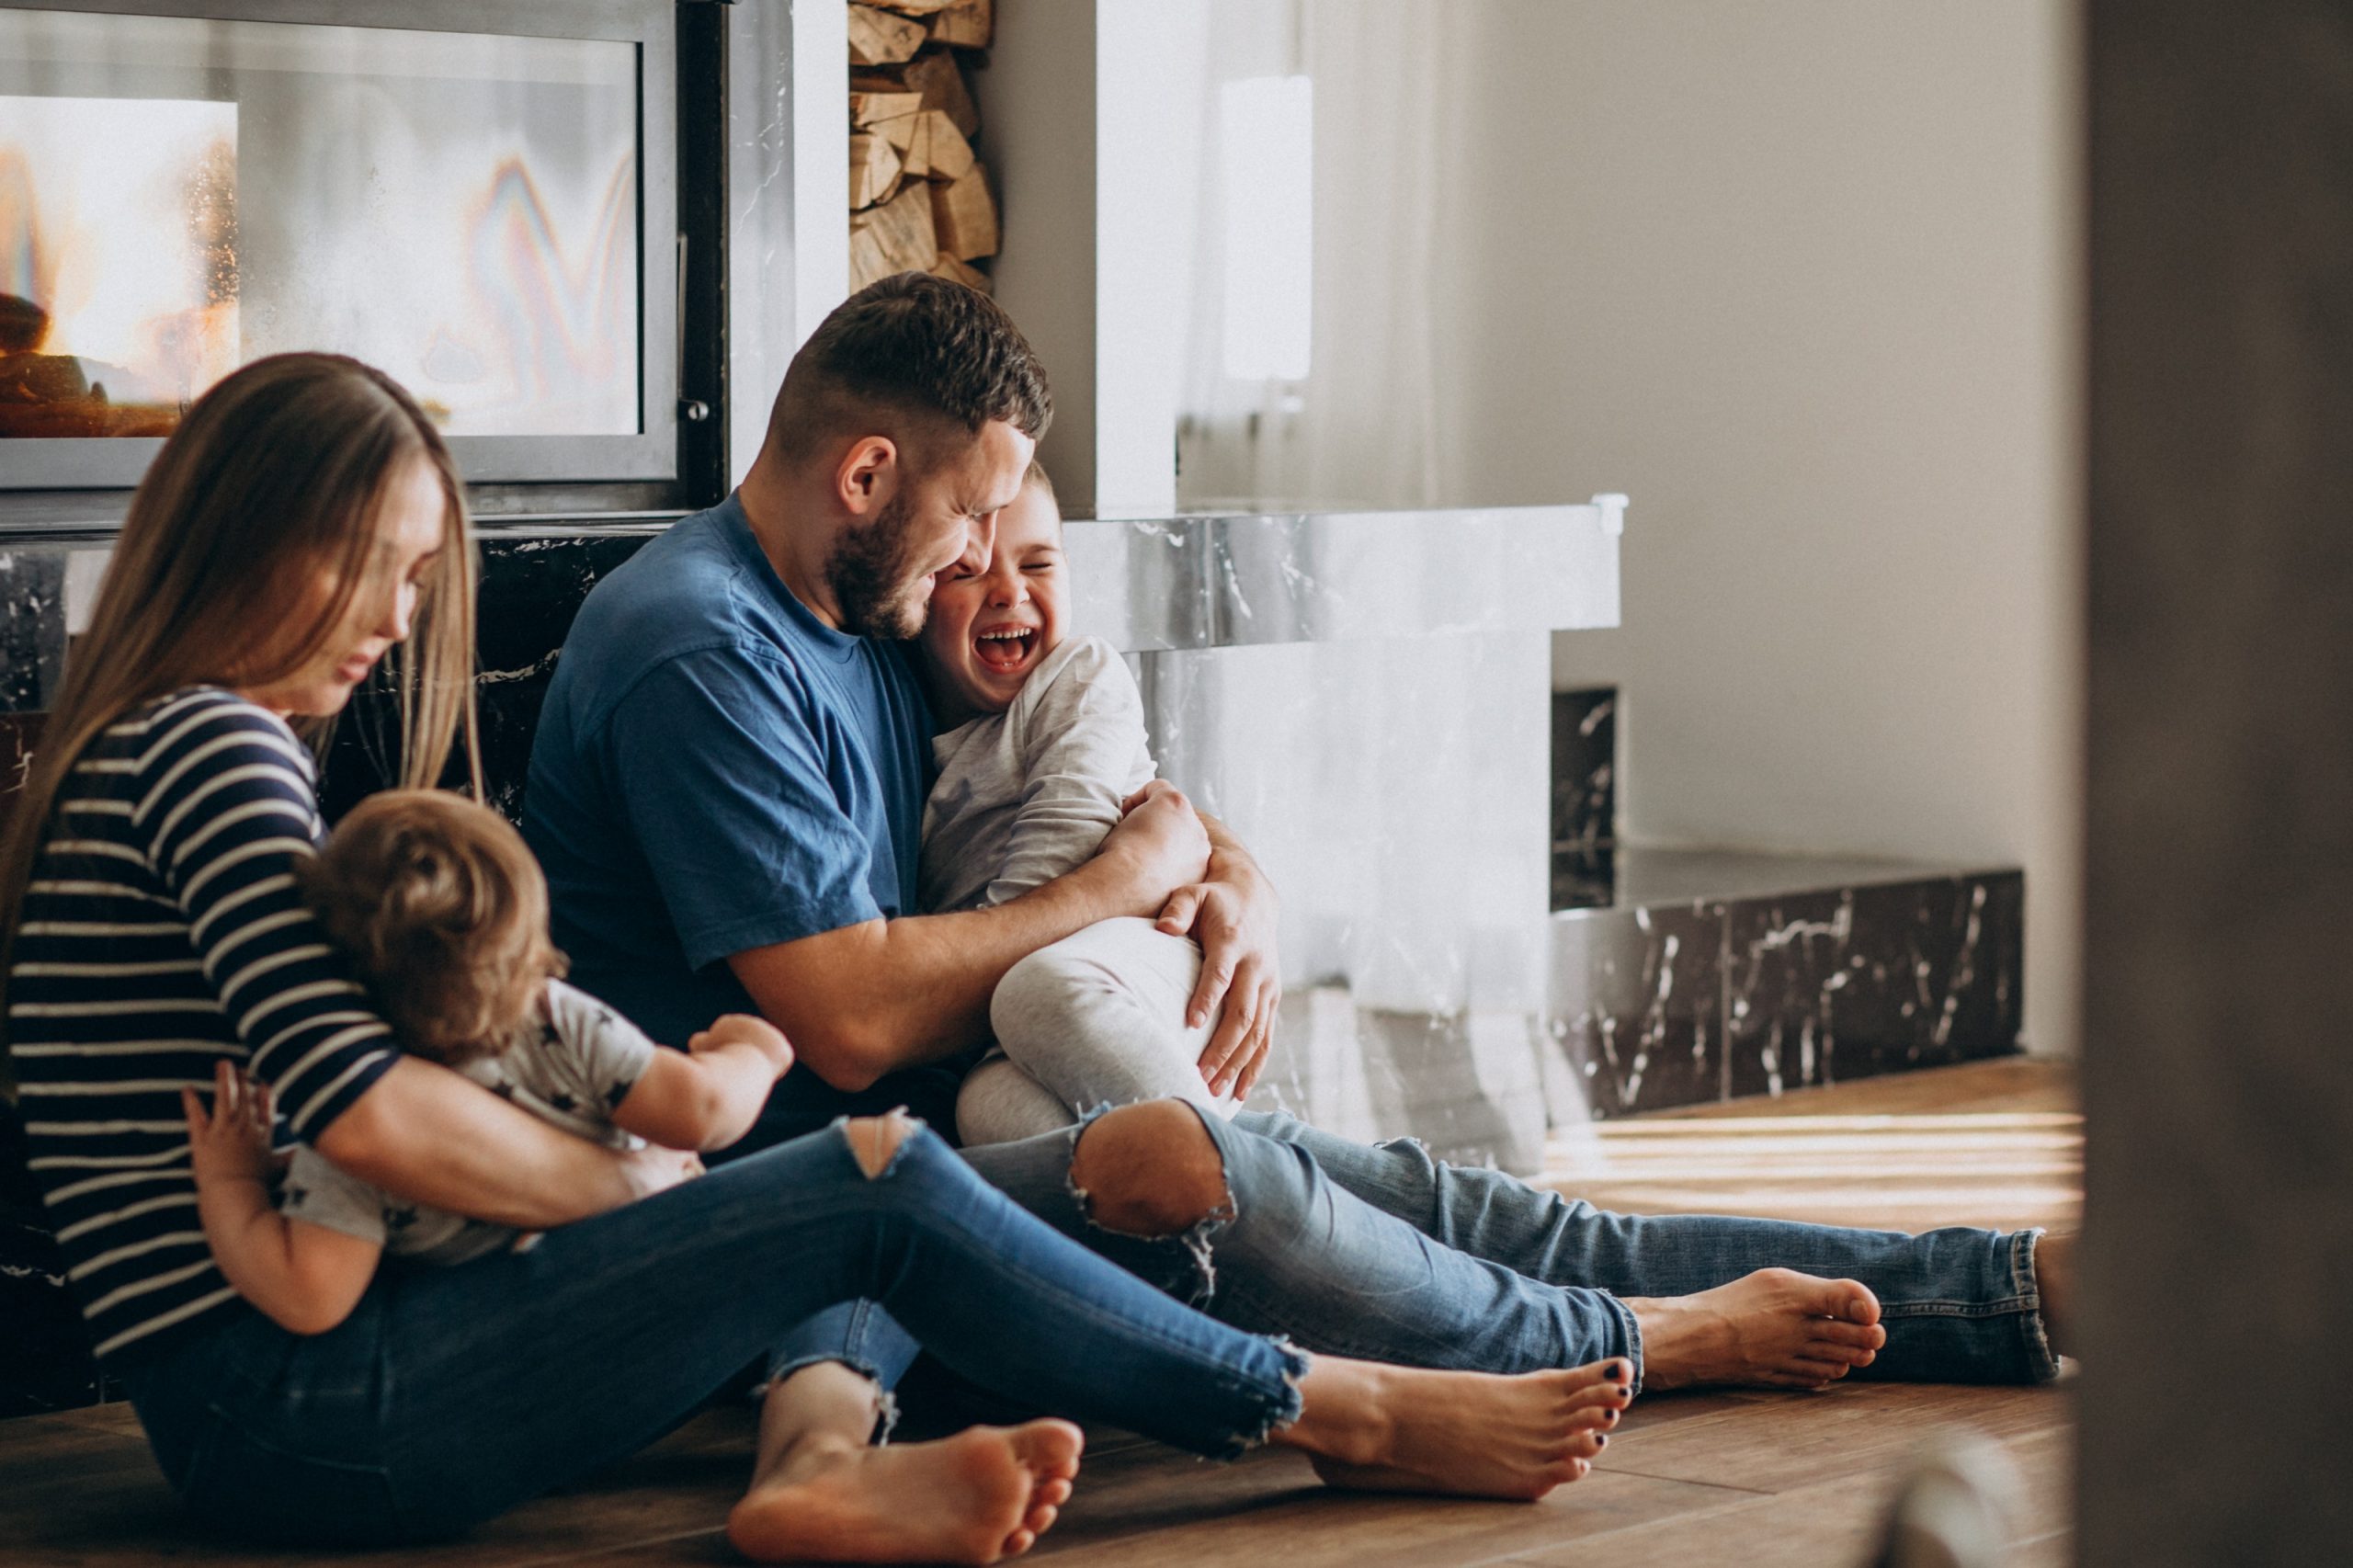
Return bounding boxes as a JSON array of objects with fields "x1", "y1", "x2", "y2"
[
  {"x1": 916, "y1": 461, "x2": 1236, "y2": 1145},
  {"x1": 183, "y1": 790, "x2": 791, "y2": 1335}
]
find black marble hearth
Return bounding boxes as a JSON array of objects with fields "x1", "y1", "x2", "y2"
[
  {"x1": 1548, "y1": 848, "x2": 2025, "y2": 1118},
  {"x1": 1551, "y1": 687, "x2": 1617, "y2": 910}
]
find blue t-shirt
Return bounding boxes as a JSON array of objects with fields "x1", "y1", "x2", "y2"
[{"x1": 523, "y1": 495, "x2": 954, "y2": 1140}]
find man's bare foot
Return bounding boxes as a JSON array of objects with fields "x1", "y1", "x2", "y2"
[
  {"x1": 726, "y1": 1420, "x2": 1084, "y2": 1565},
  {"x1": 1628, "y1": 1268, "x2": 1887, "y2": 1391},
  {"x1": 1286, "y1": 1358, "x2": 1631, "y2": 1501},
  {"x1": 2035, "y1": 1232, "x2": 2075, "y2": 1360}
]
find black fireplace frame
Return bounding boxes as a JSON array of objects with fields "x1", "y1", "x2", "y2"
[{"x1": 0, "y1": 0, "x2": 729, "y2": 527}]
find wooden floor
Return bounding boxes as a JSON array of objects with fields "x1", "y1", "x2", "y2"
[{"x1": 3, "y1": 1060, "x2": 2080, "y2": 1567}]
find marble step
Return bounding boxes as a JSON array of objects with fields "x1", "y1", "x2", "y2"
[{"x1": 1546, "y1": 846, "x2": 2025, "y2": 1118}]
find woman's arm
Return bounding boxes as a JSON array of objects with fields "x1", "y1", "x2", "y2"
[
  {"x1": 147, "y1": 701, "x2": 696, "y2": 1229},
  {"x1": 313, "y1": 1059, "x2": 703, "y2": 1228},
  {"x1": 184, "y1": 1063, "x2": 380, "y2": 1336}
]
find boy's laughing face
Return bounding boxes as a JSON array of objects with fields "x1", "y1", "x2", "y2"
[{"x1": 919, "y1": 482, "x2": 1067, "y2": 723}]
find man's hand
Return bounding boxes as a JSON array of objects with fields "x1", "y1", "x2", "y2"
[
  {"x1": 1101, "y1": 780, "x2": 1211, "y2": 915},
  {"x1": 1154, "y1": 830, "x2": 1282, "y2": 1101}
]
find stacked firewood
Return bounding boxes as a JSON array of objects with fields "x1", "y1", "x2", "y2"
[{"x1": 848, "y1": 0, "x2": 998, "y2": 293}]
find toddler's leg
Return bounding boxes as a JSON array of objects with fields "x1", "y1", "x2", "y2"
[{"x1": 967, "y1": 917, "x2": 1230, "y2": 1146}]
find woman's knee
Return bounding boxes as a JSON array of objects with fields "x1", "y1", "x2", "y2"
[
  {"x1": 1070, "y1": 1099, "x2": 1232, "y2": 1237},
  {"x1": 842, "y1": 1109, "x2": 920, "y2": 1179}
]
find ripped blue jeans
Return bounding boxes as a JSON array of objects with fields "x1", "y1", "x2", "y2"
[
  {"x1": 119, "y1": 1119, "x2": 1303, "y2": 1547},
  {"x1": 767, "y1": 1105, "x2": 2056, "y2": 1397}
]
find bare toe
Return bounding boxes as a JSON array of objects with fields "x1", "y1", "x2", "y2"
[{"x1": 1826, "y1": 1278, "x2": 1881, "y2": 1324}]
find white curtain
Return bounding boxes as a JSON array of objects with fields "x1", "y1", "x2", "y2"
[{"x1": 1175, "y1": 0, "x2": 1462, "y2": 509}]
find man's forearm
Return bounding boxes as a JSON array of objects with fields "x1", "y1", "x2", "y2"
[
  {"x1": 313, "y1": 1058, "x2": 642, "y2": 1229},
  {"x1": 731, "y1": 849, "x2": 1147, "y2": 1091}
]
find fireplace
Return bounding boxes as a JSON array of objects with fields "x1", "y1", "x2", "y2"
[{"x1": 0, "y1": 0, "x2": 722, "y2": 514}]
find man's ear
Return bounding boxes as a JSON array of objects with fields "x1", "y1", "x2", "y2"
[{"x1": 835, "y1": 436, "x2": 899, "y2": 517}]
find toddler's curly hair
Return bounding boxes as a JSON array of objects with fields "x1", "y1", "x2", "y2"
[{"x1": 295, "y1": 790, "x2": 564, "y2": 1066}]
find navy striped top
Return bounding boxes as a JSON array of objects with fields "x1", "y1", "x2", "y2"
[{"x1": 6, "y1": 688, "x2": 397, "y2": 1361}]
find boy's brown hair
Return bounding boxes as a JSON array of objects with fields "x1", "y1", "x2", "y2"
[{"x1": 297, "y1": 790, "x2": 563, "y2": 1066}]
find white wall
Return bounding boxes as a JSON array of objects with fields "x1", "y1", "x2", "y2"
[{"x1": 1430, "y1": 1, "x2": 2084, "y2": 1054}]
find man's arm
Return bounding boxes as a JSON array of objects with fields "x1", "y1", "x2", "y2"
[
  {"x1": 313, "y1": 1058, "x2": 702, "y2": 1229},
  {"x1": 731, "y1": 779, "x2": 1208, "y2": 1092},
  {"x1": 1156, "y1": 812, "x2": 1284, "y2": 1099}
]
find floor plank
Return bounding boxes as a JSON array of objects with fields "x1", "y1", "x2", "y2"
[{"x1": 6, "y1": 1060, "x2": 2079, "y2": 1565}]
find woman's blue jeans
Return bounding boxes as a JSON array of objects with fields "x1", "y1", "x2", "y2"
[
  {"x1": 120, "y1": 1120, "x2": 1304, "y2": 1547},
  {"x1": 766, "y1": 1105, "x2": 2058, "y2": 1401}
]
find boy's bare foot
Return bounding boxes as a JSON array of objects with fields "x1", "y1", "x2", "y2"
[
  {"x1": 726, "y1": 1420, "x2": 1084, "y2": 1565},
  {"x1": 1287, "y1": 1358, "x2": 1631, "y2": 1500},
  {"x1": 1628, "y1": 1267, "x2": 1886, "y2": 1390}
]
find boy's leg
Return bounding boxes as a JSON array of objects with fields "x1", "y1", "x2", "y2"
[
  {"x1": 957, "y1": 1052, "x2": 1080, "y2": 1143},
  {"x1": 1229, "y1": 1110, "x2": 2058, "y2": 1386},
  {"x1": 973, "y1": 917, "x2": 1231, "y2": 1146}
]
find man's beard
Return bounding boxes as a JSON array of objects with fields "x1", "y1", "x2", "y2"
[{"x1": 826, "y1": 488, "x2": 933, "y2": 640}]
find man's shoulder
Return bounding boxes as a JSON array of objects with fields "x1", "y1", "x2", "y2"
[
  {"x1": 556, "y1": 505, "x2": 813, "y2": 719},
  {"x1": 574, "y1": 506, "x2": 749, "y2": 649}
]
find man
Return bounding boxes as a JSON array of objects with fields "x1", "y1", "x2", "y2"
[
  {"x1": 525, "y1": 278, "x2": 1274, "y2": 1140},
  {"x1": 523, "y1": 273, "x2": 2066, "y2": 1526}
]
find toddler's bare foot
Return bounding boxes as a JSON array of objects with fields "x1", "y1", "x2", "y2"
[
  {"x1": 726, "y1": 1419, "x2": 1083, "y2": 1564},
  {"x1": 1629, "y1": 1267, "x2": 1886, "y2": 1390},
  {"x1": 1292, "y1": 1358, "x2": 1631, "y2": 1500}
]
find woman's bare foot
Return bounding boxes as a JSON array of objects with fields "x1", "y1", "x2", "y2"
[
  {"x1": 1628, "y1": 1267, "x2": 1886, "y2": 1390},
  {"x1": 1283, "y1": 1357, "x2": 1632, "y2": 1501},
  {"x1": 726, "y1": 1420, "x2": 1085, "y2": 1565}
]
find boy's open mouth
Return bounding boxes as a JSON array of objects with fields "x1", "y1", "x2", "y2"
[{"x1": 973, "y1": 624, "x2": 1037, "y2": 675}]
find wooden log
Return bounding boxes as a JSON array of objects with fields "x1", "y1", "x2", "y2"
[
  {"x1": 918, "y1": 108, "x2": 974, "y2": 182},
  {"x1": 858, "y1": 49, "x2": 980, "y2": 139},
  {"x1": 930, "y1": 163, "x2": 998, "y2": 260},
  {"x1": 926, "y1": 0, "x2": 992, "y2": 50},
  {"x1": 852, "y1": 176, "x2": 939, "y2": 279},
  {"x1": 849, "y1": 225, "x2": 896, "y2": 293},
  {"x1": 896, "y1": 112, "x2": 932, "y2": 179},
  {"x1": 849, "y1": 89, "x2": 924, "y2": 130},
  {"x1": 849, "y1": 131, "x2": 904, "y2": 210},
  {"x1": 847, "y1": 3, "x2": 926, "y2": 66},
  {"x1": 929, "y1": 250, "x2": 992, "y2": 293}
]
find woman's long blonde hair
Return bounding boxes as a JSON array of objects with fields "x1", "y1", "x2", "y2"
[{"x1": 0, "y1": 353, "x2": 482, "y2": 1062}]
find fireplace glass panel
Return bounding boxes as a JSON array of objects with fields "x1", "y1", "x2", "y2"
[{"x1": 0, "y1": 7, "x2": 642, "y2": 451}]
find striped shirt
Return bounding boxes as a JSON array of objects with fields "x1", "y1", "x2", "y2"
[{"x1": 6, "y1": 688, "x2": 396, "y2": 1362}]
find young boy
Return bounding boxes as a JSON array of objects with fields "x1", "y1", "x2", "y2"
[
  {"x1": 916, "y1": 462, "x2": 1236, "y2": 1145},
  {"x1": 182, "y1": 790, "x2": 793, "y2": 1335}
]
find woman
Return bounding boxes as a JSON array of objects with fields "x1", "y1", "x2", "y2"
[{"x1": 0, "y1": 355, "x2": 1626, "y2": 1559}]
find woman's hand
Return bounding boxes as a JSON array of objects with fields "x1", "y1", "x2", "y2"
[
  {"x1": 618, "y1": 1142, "x2": 705, "y2": 1200},
  {"x1": 182, "y1": 1061, "x2": 275, "y2": 1191}
]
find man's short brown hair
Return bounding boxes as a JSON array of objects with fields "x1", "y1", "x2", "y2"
[
  {"x1": 767, "y1": 272, "x2": 1052, "y2": 470},
  {"x1": 296, "y1": 790, "x2": 563, "y2": 1066}
]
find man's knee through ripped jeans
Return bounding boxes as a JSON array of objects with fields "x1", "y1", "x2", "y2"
[{"x1": 1068, "y1": 1100, "x2": 1234, "y2": 1238}]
